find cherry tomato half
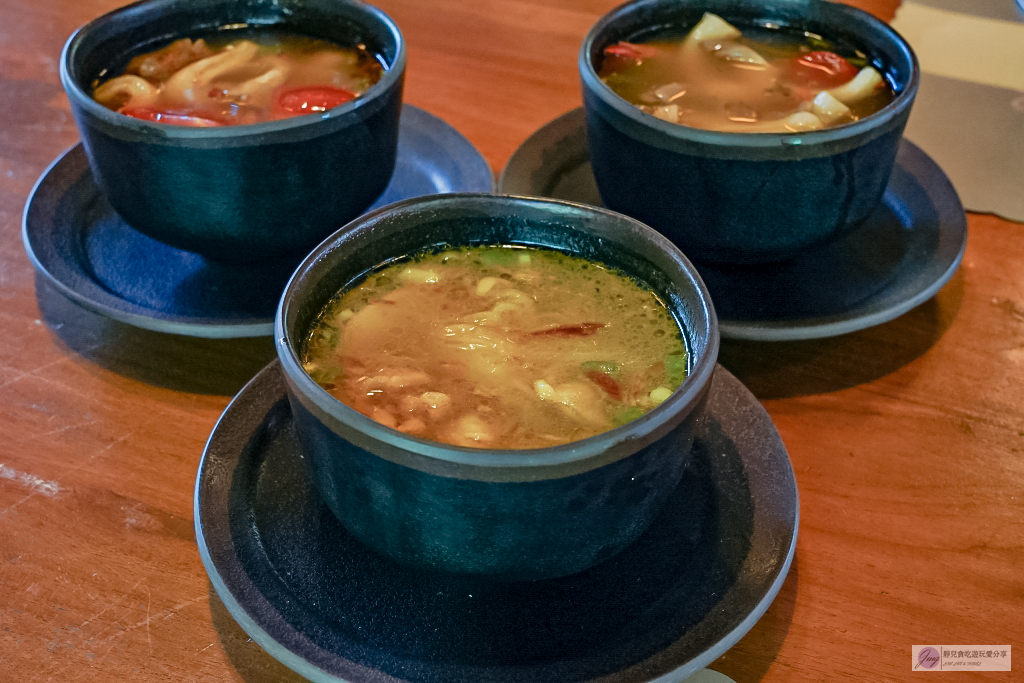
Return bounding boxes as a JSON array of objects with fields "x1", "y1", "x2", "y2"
[
  {"x1": 790, "y1": 51, "x2": 859, "y2": 90},
  {"x1": 602, "y1": 41, "x2": 660, "y2": 68},
  {"x1": 119, "y1": 107, "x2": 223, "y2": 127},
  {"x1": 277, "y1": 86, "x2": 356, "y2": 115}
]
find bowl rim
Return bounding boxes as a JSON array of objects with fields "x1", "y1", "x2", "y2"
[
  {"x1": 578, "y1": 0, "x2": 920, "y2": 149},
  {"x1": 274, "y1": 192, "x2": 720, "y2": 471},
  {"x1": 60, "y1": 0, "x2": 406, "y2": 139}
]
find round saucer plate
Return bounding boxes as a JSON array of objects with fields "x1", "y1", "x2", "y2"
[
  {"x1": 499, "y1": 108, "x2": 968, "y2": 341},
  {"x1": 194, "y1": 362, "x2": 797, "y2": 683},
  {"x1": 22, "y1": 105, "x2": 494, "y2": 339}
]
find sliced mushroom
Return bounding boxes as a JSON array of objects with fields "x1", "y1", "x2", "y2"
[
  {"x1": 93, "y1": 75, "x2": 158, "y2": 110},
  {"x1": 779, "y1": 111, "x2": 825, "y2": 132},
  {"x1": 211, "y1": 59, "x2": 291, "y2": 107},
  {"x1": 702, "y1": 40, "x2": 768, "y2": 68},
  {"x1": 126, "y1": 38, "x2": 213, "y2": 82},
  {"x1": 650, "y1": 103, "x2": 680, "y2": 123},
  {"x1": 447, "y1": 414, "x2": 494, "y2": 446},
  {"x1": 640, "y1": 82, "x2": 686, "y2": 104},
  {"x1": 811, "y1": 90, "x2": 853, "y2": 125},
  {"x1": 162, "y1": 40, "x2": 260, "y2": 104},
  {"x1": 827, "y1": 66, "x2": 884, "y2": 105},
  {"x1": 685, "y1": 12, "x2": 742, "y2": 43},
  {"x1": 533, "y1": 380, "x2": 607, "y2": 426}
]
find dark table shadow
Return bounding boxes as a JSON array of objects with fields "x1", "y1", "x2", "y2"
[
  {"x1": 718, "y1": 273, "x2": 963, "y2": 399},
  {"x1": 36, "y1": 275, "x2": 276, "y2": 396}
]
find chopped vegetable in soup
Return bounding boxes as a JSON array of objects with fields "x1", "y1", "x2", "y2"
[
  {"x1": 598, "y1": 12, "x2": 894, "y2": 132},
  {"x1": 92, "y1": 31, "x2": 384, "y2": 126},
  {"x1": 303, "y1": 246, "x2": 690, "y2": 449}
]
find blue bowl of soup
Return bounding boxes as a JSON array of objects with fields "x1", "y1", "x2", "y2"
[
  {"x1": 275, "y1": 193, "x2": 719, "y2": 580},
  {"x1": 61, "y1": 0, "x2": 405, "y2": 263},
  {"x1": 580, "y1": 0, "x2": 919, "y2": 264}
]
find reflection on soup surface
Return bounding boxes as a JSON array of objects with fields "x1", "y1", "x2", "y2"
[
  {"x1": 598, "y1": 12, "x2": 894, "y2": 132},
  {"x1": 303, "y1": 245, "x2": 689, "y2": 449},
  {"x1": 92, "y1": 31, "x2": 384, "y2": 126}
]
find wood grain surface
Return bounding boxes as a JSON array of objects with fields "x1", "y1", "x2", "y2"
[{"x1": 1, "y1": 1, "x2": 1020, "y2": 681}]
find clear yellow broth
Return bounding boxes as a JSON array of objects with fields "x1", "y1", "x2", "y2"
[{"x1": 303, "y1": 246, "x2": 689, "y2": 449}]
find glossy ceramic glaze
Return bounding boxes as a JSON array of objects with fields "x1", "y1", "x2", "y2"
[
  {"x1": 194, "y1": 361, "x2": 796, "y2": 682},
  {"x1": 498, "y1": 109, "x2": 967, "y2": 341},
  {"x1": 21, "y1": 106, "x2": 493, "y2": 339},
  {"x1": 274, "y1": 194, "x2": 719, "y2": 580},
  {"x1": 61, "y1": 0, "x2": 405, "y2": 263},
  {"x1": 579, "y1": 0, "x2": 919, "y2": 264}
]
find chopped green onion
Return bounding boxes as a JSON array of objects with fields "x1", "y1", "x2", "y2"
[
  {"x1": 480, "y1": 248, "x2": 517, "y2": 266},
  {"x1": 612, "y1": 405, "x2": 645, "y2": 426},
  {"x1": 665, "y1": 353, "x2": 688, "y2": 386}
]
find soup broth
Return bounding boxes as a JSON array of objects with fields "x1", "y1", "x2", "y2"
[
  {"x1": 92, "y1": 30, "x2": 384, "y2": 126},
  {"x1": 598, "y1": 13, "x2": 894, "y2": 132},
  {"x1": 303, "y1": 245, "x2": 689, "y2": 449}
]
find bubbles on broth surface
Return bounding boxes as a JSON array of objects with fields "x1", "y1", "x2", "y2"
[{"x1": 302, "y1": 245, "x2": 690, "y2": 449}]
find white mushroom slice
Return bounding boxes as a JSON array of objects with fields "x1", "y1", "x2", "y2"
[
  {"x1": 419, "y1": 392, "x2": 451, "y2": 420},
  {"x1": 163, "y1": 40, "x2": 260, "y2": 104},
  {"x1": 685, "y1": 12, "x2": 742, "y2": 43},
  {"x1": 476, "y1": 276, "x2": 499, "y2": 296},
  {"x1": 781, "y1": 111, "x2": 825, "y2": 132},
  {"x1": 215, "y1": 63, "x2": 291, "y2": 105},
  {"x1": 827, "y1": 66, "x2": 884, "y2": 105},
  {"x1": 93, "y1": 75, "x2": 158, "y2": 110},
  {"x1": 651, "y1": 104, "x2": 680, "y2": 124},
  {"x1": 702, "y1": 40, "x2": 768, "y2": 68},
  {"x1": 533, "y1": 380, "x2": 606, "y2": 426},
  {"x1": 449, "y1": 414, "x2": 493, "y2": 445},
  {"x1": 640, "y1": 82, "x2": 686, "y2": 104},
  {"x1": 811, "y1": 90, "x2": 853, "y2": 125}
]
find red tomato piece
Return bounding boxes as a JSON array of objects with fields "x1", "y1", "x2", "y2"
[
  {"x1": 585, "y1": 370, "x2": 623, "y2": 402},
  {"x1": 527, "y1": 322, "x2": 606, "y2": 337},
  {"x1": 790, "y1": 51, "x2": 859, "y2": 89},
  {"x1": 277, "y1": 86, "x2": 356, "y2": 115},
  {"x1": 119, "y1": 107, "x2": 223, "y2": 127},
  {"x1": 603, "y1": 41, "x2": 660, "y2": 64}
]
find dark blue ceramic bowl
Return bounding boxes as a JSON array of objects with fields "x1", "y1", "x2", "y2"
[
  {"x1": 275, "y1": 193, "x2": 719, "y2": 580},
  {"x1": 61, "y1": 0, "x2": 405, "y2": 264},
  {"x1": 580, "y1": 0, "x2": 919, "y2": 264}
]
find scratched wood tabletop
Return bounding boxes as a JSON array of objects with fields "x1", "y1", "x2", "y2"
[{"x1": 1, "y1": 0, "x2": 1020, "y2": 681}]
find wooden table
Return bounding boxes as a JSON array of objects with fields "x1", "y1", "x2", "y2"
[{"x1": 1, "y1": 1, "x2": 1019, "y2": 680}]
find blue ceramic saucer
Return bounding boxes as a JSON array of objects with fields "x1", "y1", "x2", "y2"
[
  {"x1": 500, "y1": 109, "x2": 968, "y2": 341},
  {"x1": 194, "y1": 362, "x2": 797, "y2": 683},
  {"x1": 22, "y1": 105, "x2": 494, "y2": 339}
]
